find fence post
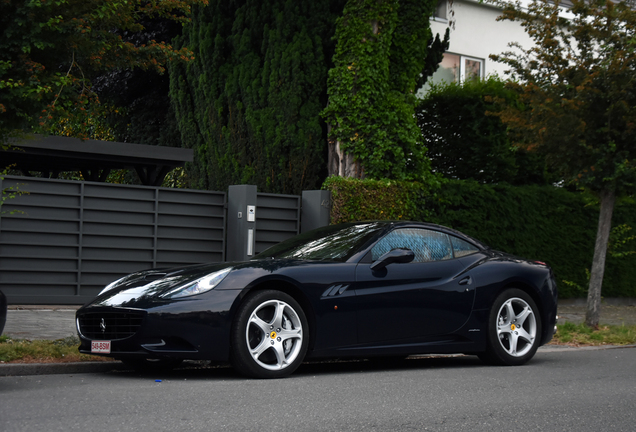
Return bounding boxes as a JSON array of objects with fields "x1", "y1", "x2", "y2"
[
  {"x1": 227, "y1": 185, "x2": 258, "y2": 261},
  {"x1": 301, "y1": 190, "x2": 331, "y2": 233}
]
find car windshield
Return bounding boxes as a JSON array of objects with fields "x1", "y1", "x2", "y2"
[{"x1": 255, "y1": 222, "x2": 387, "y2": 262}]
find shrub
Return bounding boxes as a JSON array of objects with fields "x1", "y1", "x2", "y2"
[{"x1": 322, "y1": 176, "x2": 429, "y2": 224}]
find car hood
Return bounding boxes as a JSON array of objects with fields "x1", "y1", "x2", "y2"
[
  {"x1": 85, "y1": 258, "x2": 316, "y2": 308},
  {"x1": 88, "y1": 262, "x2": 235, "y2": 307}
]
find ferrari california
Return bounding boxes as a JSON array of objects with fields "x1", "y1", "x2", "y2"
[
  {"x1": 76, "y1": 221, "x2": 558, "y2": 378},
  {"x1": 0, "y1": 289, "x2": 6, "y2": 336}
]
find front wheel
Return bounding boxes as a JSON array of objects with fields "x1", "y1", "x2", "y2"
[
  {"x1": 479, "y1": 288, "x2": 542, "y2": 366},
  {"x1": 230, "y1": 290, "x2": 309, "y2": 378}
]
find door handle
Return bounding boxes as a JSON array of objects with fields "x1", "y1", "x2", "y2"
[{"x1": 459, "y1": 276, "x2": 472, "y2": 286}]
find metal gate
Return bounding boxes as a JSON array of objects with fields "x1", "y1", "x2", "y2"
[{"x1": 0, "y1": 176, "x2": 225, "y2": 304}]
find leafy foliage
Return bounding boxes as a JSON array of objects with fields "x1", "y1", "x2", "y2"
[
  {"x1": 489, "y1": 0, "x2": 636, "y2": 195},
  {"x1": 0, "y1": 0, "x2": 206, "y2": 142},
  {"x1": 416, "y1": 77, "x2": 548, "y2": 185},
  {"x1": 321, "y1": 0, "x2": 448, "y2": 180},
  {"x1": 94, "y1": 17, "x2": 184, "y2": 148},
  {"x1": 1, "y1": 167, "x2": 27, "y2": 215},
  {"x1": 46, "y1": 102, "x2": 117, "y2": 141},
  {"x1": 322, "y1": 176, "x2": 429, "y2": 223},
  {"x1": 170, "y1": 0, "x2": 344, "y2": 194},
  {"x1": 608, "y1": 224, "x2": 636, "y2": 259}
]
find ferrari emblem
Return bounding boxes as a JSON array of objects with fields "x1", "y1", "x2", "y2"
[
  {"x1": 510, "y1": 324, "x2": 516, "y2": 331},
  {"x1": 270, "y1": 331, "x2": 277, "y2": 339},
  {"x1": 100, "y1": 318, "x2": 106, "y2": 333}
]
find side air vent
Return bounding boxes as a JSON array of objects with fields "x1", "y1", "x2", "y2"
[{"x1": 321, "y1": 284, "x2": 350, "y2": 298}]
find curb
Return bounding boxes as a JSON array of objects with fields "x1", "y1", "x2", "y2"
[
  {"x1": 538, "y1": 343, "x2": 636, "y2": 353},
  {"x1": 2, "y1": 345, "x2": 635, "y2": 377}
]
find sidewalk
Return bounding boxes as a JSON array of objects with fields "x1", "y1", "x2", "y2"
[
  {"x1": 557, "y1": 299, "x2": 636, "y2": 326},
  {"x1": 3, "y1": 305, "x2": 79, "y2": 340},
  {"x1": 1, "y1": 300, "x2": 635, "y2": 376}
]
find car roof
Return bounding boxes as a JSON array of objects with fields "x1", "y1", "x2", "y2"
[{"x1": 364, "y1": 220, "x2": 489, "y2": 251}]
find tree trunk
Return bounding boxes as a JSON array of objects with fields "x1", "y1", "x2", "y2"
[
  {"x1": 327, "y1": 134, "x2": 339, "y2": 177},
  {"x1": 585, "y1": 188, "x2": 616, "y2": 328},
  {"x1": 327, "y1": 137, "x2": 363, "y2": 179}
]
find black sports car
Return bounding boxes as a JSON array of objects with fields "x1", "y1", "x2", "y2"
[
  {"x1": 0, "y1": 289, "x2": 6, "y2": 336},
  {"x1": 76, "y1": 221, "x2": 558, "y2": 378}
]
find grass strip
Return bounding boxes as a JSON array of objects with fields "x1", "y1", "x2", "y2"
[
  {"x1": 550, "y1": 322, "x2": 636, "y2": 346},
  {"x1": 0, "y1": 335, "x2": 114, "y2": 363}
]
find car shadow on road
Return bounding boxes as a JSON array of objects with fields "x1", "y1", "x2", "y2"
[
  {"x1": 103, "y1": 354, "x2": 498, "y2": 381},
  {"x1": 296, "y1": 355, "x2": 486, "y2": 377}
]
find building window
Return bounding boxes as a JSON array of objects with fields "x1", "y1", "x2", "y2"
[
  {"x1": 416, "y1": 53, "x2": 484, "y2": 97},
  {"x1": 438, "y1": 53, "x2": 483, "y2": 83},
  {"x1": 437, "y1": 53, "x2": 461, "y2": 83},
  {"x1": 463, "y1": 56, "x2": 483, "y2": 81},
  {"x1": 433, "y1": 0, "x2": 447, "y2": 21}
]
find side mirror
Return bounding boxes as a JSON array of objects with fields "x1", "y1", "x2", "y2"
[{"x1": 370, "y1": 248, "x2": 415, "y2": 271}]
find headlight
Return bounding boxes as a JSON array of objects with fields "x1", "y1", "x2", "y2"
[{"x1": 160, "y1": 268, "x2": 232, "y2": 299}]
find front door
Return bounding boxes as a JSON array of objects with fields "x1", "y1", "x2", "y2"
[{"x1": 354, "y1": 227, "x2": 476, "y2": 345}]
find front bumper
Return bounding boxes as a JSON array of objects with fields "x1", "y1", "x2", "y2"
[{"x1": 76, "y1": 291, "x2": 240, "y2": 361}]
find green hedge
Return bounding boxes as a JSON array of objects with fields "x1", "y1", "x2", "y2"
[
  {"x1": 322, "y1": 176, "x2": 427, "y2": 223},
  {"x1": 322, "y1": 177, "x2": 636, "y2": 298}
]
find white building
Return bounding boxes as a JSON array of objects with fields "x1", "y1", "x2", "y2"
[{"x1": 426, "y1": 0, "x2": 535, "y2": 87}]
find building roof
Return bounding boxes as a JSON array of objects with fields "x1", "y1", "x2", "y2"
[{"x1": 2, "y1": 135, "x2": 193, "y2": 186}]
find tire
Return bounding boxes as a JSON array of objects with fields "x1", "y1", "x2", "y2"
[
  {"x1": 120, "y1": 357, "x2": 183, "y2": 373},
  {"x1": 479, "y1": 288, "x2": 542, "y2": 366},
  {"x1": 230, "y1": 290, "x2": 309, "y2": 379}
]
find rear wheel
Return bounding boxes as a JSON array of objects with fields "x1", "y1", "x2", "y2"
[
  {"x1": 230, "y1": 290, "x2": 308, "y2": 379},
  {"x1": 479, "y1": 288, "x2": 542, "y2": 366}
]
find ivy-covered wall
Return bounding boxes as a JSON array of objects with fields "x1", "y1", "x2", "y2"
[
  {"x1": 322, "y1": 177, "x2": 636, "y2": 298},
  {"x1": 322, "y1": 0, "x2": 447, "y2": 180}
]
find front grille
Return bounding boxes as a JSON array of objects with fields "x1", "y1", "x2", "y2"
[{"x1": 78, "y1": 311, "x2": 145, "y2": 340}]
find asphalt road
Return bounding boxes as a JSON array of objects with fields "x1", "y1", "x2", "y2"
[{"x1": 1, "y1": 347, "x2": 635, "y2": 432}]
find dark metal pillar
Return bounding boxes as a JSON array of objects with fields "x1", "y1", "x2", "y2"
[
  {"x1": 226, "y1": 185, "x2": 258, "y2": 261},
  {"x1": 301, "y1": 190, "x2": 331, "y2": 233}
]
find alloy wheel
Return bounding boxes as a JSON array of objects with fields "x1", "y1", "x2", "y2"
[
  {"x1": 245, "y1": 299, "x2": 303, "y2": 371},
  {"x1": 495, "y1": 297, "x2": 537, "y2": 357}
]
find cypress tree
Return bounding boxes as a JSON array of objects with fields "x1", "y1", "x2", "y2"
[{"x1": 170, "y1": 0, "x2": 345, "y2": 193}]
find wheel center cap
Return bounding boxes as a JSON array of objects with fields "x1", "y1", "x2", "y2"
[
  {"x1": 510, "y1": 324, "x2": 517, "y2": 331},
  {"x1": 270, "y1": 331, "x2": 277, "y2": 339}
]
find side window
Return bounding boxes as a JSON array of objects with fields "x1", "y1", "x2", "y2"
[
  {"x1": 450, "y1": 236, "x2": 479, "y2": 257},
  {"x1": 371, "y1": 228, "x2": 452, "y2": 263}
]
